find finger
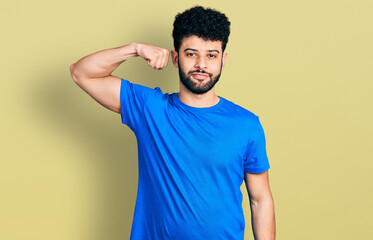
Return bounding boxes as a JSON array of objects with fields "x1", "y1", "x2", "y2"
[
  {"x1": 159, "y1": 50, "x2": 169, "y2": 69},
  {"x1": 163, "y1": 50, "x2": 170, "y2": 68},
  {"x1": 148, "y1": 59, "x2": 156, "y2": 68},
  {"x1": 155, "y1": 56, "x2": 164, "y2": 70},
  {"x1": 160, "y1": 51, "x2": 167, "y2": 69}
]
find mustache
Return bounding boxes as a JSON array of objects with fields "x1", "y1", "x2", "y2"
[{"x1": 189, "y1": 70, "x2": 212, "y2": 76}]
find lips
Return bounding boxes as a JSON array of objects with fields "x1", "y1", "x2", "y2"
[{"x1": 191, "y1": 73, "x2": 209, "y2": 80}]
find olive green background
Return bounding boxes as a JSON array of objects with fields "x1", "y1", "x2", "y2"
[{"x1": 1, "y1": 0, "x2": 372, "y2": 239}]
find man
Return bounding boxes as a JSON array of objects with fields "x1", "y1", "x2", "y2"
[{"x1": 70, "y1": 6, "x2": 275, "y2": 240}]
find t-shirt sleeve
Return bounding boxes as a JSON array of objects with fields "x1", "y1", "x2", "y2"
[
  {"x1": 119, "y1": 78, "x2": 156, "y2": 132},
  {"x1": 243, "y1": 116, "x2": 270, "y2": 174}
]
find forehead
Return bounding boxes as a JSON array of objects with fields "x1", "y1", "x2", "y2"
[{"x1": 180, "y1": 35, "x2": 223, "y2": 52}]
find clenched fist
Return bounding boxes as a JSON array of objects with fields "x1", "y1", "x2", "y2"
[{"x1": 135, "y1": 43, "x2": 170, "y2": 70}]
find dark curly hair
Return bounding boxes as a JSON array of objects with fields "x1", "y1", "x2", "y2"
[{"x1": 172, "y1": 6, "x2": 231, "y2": 52}]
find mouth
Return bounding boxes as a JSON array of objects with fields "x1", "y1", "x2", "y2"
[{"x1": 191, "y1": 72, "x2": 209, "y2": 80}]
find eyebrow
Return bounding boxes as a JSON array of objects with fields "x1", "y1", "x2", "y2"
[{"x1": 184, "y1": 48, "x2": 220, "y2": 54}]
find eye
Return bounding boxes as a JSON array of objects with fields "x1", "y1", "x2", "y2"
[
  {"x1": 186, "y1": 52, "x2": 196, "y2": 57},
  {"x1": 208, "y1": 54, "x2": 217, "y2": 58}
]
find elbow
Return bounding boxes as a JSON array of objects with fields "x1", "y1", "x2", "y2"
[
  {"x1": 70, "y1": 64, "x2": 80, "y2": 83},
  {"x1": 250, "y1": 192, "x2": 274, "y2": 207}
]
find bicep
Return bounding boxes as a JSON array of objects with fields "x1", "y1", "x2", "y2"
[
  {"x1": 72, "y1": 73, "x2": 122, "y2": 113},
  {"x1": 244, "y1": 170, "x2": 272, "y2": 203}
]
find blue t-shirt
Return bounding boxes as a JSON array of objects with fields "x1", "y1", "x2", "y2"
[{"x1": 120, "y1": 78, "x2": 270, "y2": 240}]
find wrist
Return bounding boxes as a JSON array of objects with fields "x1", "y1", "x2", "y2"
[
  {"x1": 131, "y1": 42, "x2": 142, "y2": 56},
  {"x1": 115, "y1": 43, "x2": 139, "y2": 61}
]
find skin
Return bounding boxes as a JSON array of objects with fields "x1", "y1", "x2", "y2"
[
  {"x1": 70, "y1": 36, "x2": 275, "y2": 239},
  {"x1": 170, "y1": 35, "x2": 227, "y2": 107}
]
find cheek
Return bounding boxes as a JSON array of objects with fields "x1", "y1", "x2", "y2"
[
  {"x1": 211, "y1": 62, "x2": 222, "y2": 73},
  {"x1": 179, "y1": 60, "x2": 195, "y2": 71},
  {"x1": 178, "y1": 63, "x2": 190, "y2": 75}
]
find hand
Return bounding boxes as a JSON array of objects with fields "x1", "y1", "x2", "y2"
[{"x1": 135, "y1": 43, "x2": 170, "y2": 70}]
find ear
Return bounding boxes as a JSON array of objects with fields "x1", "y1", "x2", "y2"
[
  {"x1": 171, "y1": 50, "x2": 179, "y2": 68},
  {"x1": 221, "y1": 52, "x2": 228, "y2": 70}
]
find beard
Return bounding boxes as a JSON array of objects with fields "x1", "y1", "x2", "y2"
[{"x1": 178, "y1": 59, "x2": 223, "y2": 95}]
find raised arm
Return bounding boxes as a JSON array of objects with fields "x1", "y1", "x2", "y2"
[
  {"x1": 69, "y1": 43, "x2": 170, "y2": 113},
  {"x1": 244, "y1": 171, "x2": 276, "y2": 240}
]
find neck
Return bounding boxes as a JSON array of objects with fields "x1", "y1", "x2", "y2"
[{"x1": 178, "y1": 84, "x2": 220, "y2": 108}]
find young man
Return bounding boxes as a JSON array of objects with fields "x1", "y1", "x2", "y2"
[{"x1": 70, "y1": 6, "x2": 275, "y2": 240}]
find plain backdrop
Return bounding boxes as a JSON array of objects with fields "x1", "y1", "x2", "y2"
[{"x1": 1, "y1": 0, "x2": 372, "y2": 239}]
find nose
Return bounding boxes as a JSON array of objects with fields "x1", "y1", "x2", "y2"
[{"x1": 195, "y1": 55, "x2": 207, "y2": 70}]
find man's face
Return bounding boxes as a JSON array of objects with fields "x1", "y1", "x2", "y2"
[{"x1": 171, "y1": 35, "x2": 227, "y2": 94}]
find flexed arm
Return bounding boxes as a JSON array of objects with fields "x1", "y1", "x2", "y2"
[{"x1": 70, "y1": 43, "x2": 170, "y2": 113}]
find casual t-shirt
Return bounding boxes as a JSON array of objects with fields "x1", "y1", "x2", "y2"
[{"x1": 119, "y1": 78, "x2": 270, "y2": 240}]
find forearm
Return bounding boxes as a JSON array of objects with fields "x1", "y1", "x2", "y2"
[
  {"x1": 250, "y1": 197, "x2": 276, "y2": 240},
  {"x1": 71, "y1": 42, "x2": 139, "y2": 80}
]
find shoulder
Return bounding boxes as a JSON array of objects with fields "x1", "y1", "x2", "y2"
[{"x1": 221, "y1": 97, "x2": 259, "y2": 123}]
